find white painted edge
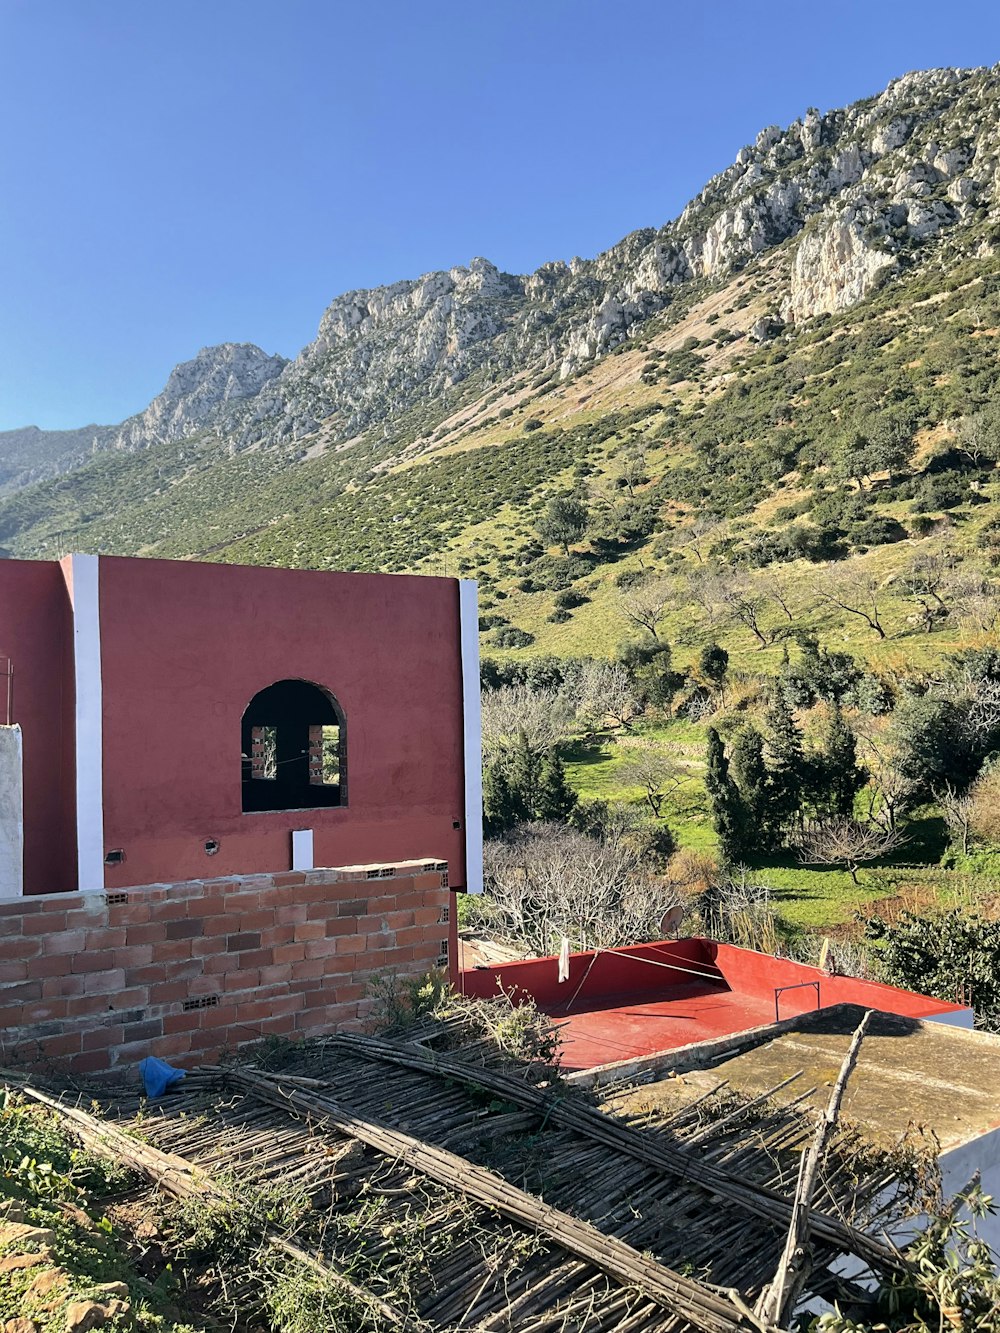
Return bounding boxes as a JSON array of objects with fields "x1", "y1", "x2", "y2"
[
  {"x1": 0, "y1": 724, "x2": 24, "y2": 896},
  {"x1": 70, "y1": 554, "x2": 104, "y2": 892},
  {"x1": 291, "y1": 828, "x2": 314, "y2": 872},
  {"x1": 459, "y1": 580, "x2": 484, "y2": 895}
]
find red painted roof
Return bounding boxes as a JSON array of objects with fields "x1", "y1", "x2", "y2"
[{"x1": 460, "y1": 938, "x2": 968, "y2": 1072}]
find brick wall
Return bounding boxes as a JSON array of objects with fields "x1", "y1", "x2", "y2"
[{"x1": 0, "y1": 860, "x2": 451, "y2": 1075}]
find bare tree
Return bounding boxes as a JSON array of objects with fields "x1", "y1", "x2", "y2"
[
  {"x1": 856, "y1": 732, "x2": 917, "y2": 833},
  {"x1": 481, "y1": 685, "x2": 574, "y2": 758},
  {"x1": 936, "y1": 783, "x2": 976, "y2": 856},
  {"x1": 577, "y1": 660, "x2": 642, "y2": 731},
  {"x1": 619, "y1": 579, "x2": 672, "y2": 642},
  {"x1": 896, "y1": 551, "x2": 958, "y2": 633},
  {"x1": 798, "y1": 819, "x2": 905, "y2": 885},
  {"x1": 683, "y1": 514, "x2": 723, "y2": 565},
  {"x1": 814, "y1": 564, "x2": 888, "y2": 639},
  {"x1": 760, "y1": 570, "x2": 797, "y2": 624},
  {"x1": 948, "y1": 568, "x2": 1000, "y2": 634},
  {"x1": 617, "y1": 741, "x2": 689, "y2": 818},
  {"x1": 481, "y1": 823, "x2": 680, "y2": 956},
  {"x1": 716, "y1": 570, "x2": 775, "y2": 649}
]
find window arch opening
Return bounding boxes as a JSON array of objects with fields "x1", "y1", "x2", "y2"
[{"x1": 241, "y1": 679, "x2": 346, "y2": 813}]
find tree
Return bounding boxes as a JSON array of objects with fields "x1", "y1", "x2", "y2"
[
  {"x1": 483, "y1": 762, "x2": 528, "y2": 837},
  {"x1": 704, "y1": 728, "x2": 748, "y2": 866},
  {"x1": 957, "y1": 402, "x2": 1000, "y2": 467},
  {"x1": 888, "y1": 694, "x2": 981, "y2": 796},
  {"x1": 866, "y1": 905, "x2": 1000, "y2": 1028},
  {"x1": 798, "y1": 818, "x2": 904, "y2": 885},
  {"x1": 481, "y1": 684, "x2": 574, "y2": 759},
  {"x1": 481, "y1": 823, "x2": 680, "y2": 956},
  {"x1": 764, "y1": 692, "x2": 806, "y2": 832},
  {"x1": 617, "y1": 638, "x2": 682, "y2": 713},
  {"x1": 619, "y1": 579, "x2": 672, "y2": 641},
  {"x1": 698, "y1": 643, "x2": 729, "y2": 695},
  {"x1": 618, "y1": 742, "x2": 688, "y2": 819},
  {"x1": 937, "y1": 783, "x2": 976, "y2": 856},
  {"x1": 577, "y1": 660, "x2": 643, "y2": 731},
  {"x1": 535, "y1": 495, "x2": 588, "y2": 555},
  {"x1": 729, "y1": 725, "x2": 780, "y2": 852},
  {"x1": 896, "y1": 550, "x2": 958, "y2": 633},
  {"x1": 535, "y1": 751, "x2": 577, "y2": 823},
  {"x1": 812, "y1": 705, "x2": 865, "y2": 819},
  {"x1": 717, "y1": 571, "x2": 775, "y2": 649},
  {"x1": 814, "y1": 563, "x2": 888, "y2": 639}
]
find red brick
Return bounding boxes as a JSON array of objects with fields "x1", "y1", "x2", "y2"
[
  {"x1": 293, "y1": 920, "x2": 326, "y2": 942},
  {"x1": 82, "y1": 1024, "x2": 123, "y2": 1051},
  {"x1": 224, "y1": 969, "x2": 259, "y2": 992},
  {"x1": 108, "y1": 986, "x2": 150, "y2": 1010},
  {"x1": 334, "y1": 934, "x2": 365, "y2": 955},
  {"x1": 273, "y1": 943, "x2": 306, "y2": 965},
  {"x1": 150, "y1": 1032, "x2": 193, "y2": 1059},
  {"x1": 259, "y1": 963, "x2": 293, "y2": 986},
  {"x1": 201, "y1": 953, "x2": 240, "y2": 976},
  {"x1": 125, "y1": 963, "x2": 167, "y2": 986},
  {"x1": 275, "y1": 904, "x2": 308, "y2": 925},
  {"x1": 126, "y1": 922, "x2": 168, "y2": 945},
  {"x1": 114, "y1": 945, "x2": 154, "y2": 970},
  {"x1": 86, "y1": 927, "x2": 126, "y2": 950},
  {"x1": 81, "y1": 965, "x2": 126, "y2": 997},
  {"x1": 41, "y1": 974, "x2": 87, "y2": 999},
  {"x1": 304, "y1": 938, "x2": 343, "y2": 960},
  {"x1": 69, "y1": 1050, "x2": 114, "y2": 1074},
  {"x1": 258, "y1": 925, "x2": 295, "y2": 948},
  {"x1": 163, "y1": 1011, "x2": 200, "y2": 1036},
  {"x1": 0, "y1": 960, "x2": 27, "y2": 983},
  {"x1": 41, "y1": 929, "x2": 89, "y2": 956},
  {"x1": 23, "y1": 912, "x2": 67, "y2": 934},
  {"x1": 37, "y1": 1032, "x2": 82, "y2": 1059},
  {"x1": 149, "y1": 981, "x2": 190, "y2": 1006},
  {"x1": 0, "y1": 936, "x2": 39, "y2": 960},
  {"x1": 270, "y1": 872, "x2": 306, "y2": 888},
  {"x1": 392, "y1": 926, "x2": 430, "y2": 949}
]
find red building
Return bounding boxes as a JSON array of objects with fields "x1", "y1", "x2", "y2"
[{"x1": 0, "y1": 554, "x2": 483, "y2": 898}]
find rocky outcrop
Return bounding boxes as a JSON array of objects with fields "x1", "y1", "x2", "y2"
[
  {"x1": 785, "y1": 207, "x2": 897, "y2": 319},
  {"x1": 108, "y1": 342, "x2": 287, "y2": 453},
  {"x1": 6, "y1": 64, "x2": 1000, "y2": 487}
]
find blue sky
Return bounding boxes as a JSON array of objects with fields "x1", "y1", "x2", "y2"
[{"x1": 2, "y1": 0, "x2": 1000, "y2": 430}]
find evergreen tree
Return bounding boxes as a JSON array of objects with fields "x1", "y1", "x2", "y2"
[
  {"x1": 730, "y1": 725, "x2": 779, "y2": 851},
  {"x1": 535, "y1": 751, "x2": 578, "y2": 822},
  {"x1": 698, "y1": 643, "x2": 729, "y2": 691},
  {"x1": 764, "y1": 691, "x2": 806, "y2": 834},
  {"x1": 507, "y1": 729, "x2": 543, "y2": 814},
  {"x1": 482, "y1": 762, "x2": 526, "y2": 837},
  {"x1": 812, "y1": 705, "x2": 865, "y2": 817},
  {"x1": 617, "y1": 638, "x2": 683, "y2": 714},
  {"x1": 704, "y1": 727, "x2": 748, "y2": 865}
]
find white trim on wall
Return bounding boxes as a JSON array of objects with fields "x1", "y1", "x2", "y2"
[
  {"x1": 69, "y1": 554, "x2": 104, "y2": 892},
  {"x1": 459, "y1": 579, "x2": 484, "y2": 895}
]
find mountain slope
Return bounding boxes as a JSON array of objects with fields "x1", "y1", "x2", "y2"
[{"x1": 3, "y1": 64, "x2": 1000, "y2": 677}]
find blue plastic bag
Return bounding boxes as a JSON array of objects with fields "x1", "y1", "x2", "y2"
[{"x1": 139, "y1": 1055, "x2": 186, "y2": 1099}]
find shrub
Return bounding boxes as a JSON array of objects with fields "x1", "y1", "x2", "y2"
[{"x1": 492, "y1": 626, "x2": 535, "y2": 649}]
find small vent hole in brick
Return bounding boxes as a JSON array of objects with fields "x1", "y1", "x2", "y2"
[
  {"x1": 182, "y1": 994, "x2": 220, "y2": 1012},
  {"x1": 204, "y1": 839, "x2": 220, "y2": 856},
  {"x1": 105, "y1": 892, "x2": 129, "y2": 906}
]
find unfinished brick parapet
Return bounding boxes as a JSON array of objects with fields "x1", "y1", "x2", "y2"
[{"x1": 0, "y1": 861, "x2": 451, "y2": 1074}]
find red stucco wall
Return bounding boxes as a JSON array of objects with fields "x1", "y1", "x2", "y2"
[
  {"x1": 96, "y1": 557, "x2": 468, "y2": 890},
  {"x1": 0, "y1": 559, "x2": 75, "y2": 894}
]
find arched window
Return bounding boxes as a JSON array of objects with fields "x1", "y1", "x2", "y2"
[{"x1": 241, "y1": 679, "x2": 346, "y2": 813}]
